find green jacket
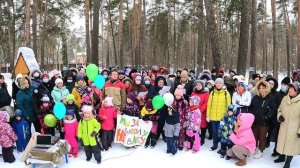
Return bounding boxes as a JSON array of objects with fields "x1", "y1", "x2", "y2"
[{"x1": 77, "y1": 117, "x2": 101, "y2": 146}]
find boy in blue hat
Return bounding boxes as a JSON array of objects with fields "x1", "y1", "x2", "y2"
[{"x1": 13, "y1": 109, "x2": 30, "y2": 152}]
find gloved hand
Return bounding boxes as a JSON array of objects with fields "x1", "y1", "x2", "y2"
[
  {"x1": 26, "y1": 136, "x2": 31, "y2": 142},
  {"x1": 206, "y1": 117, "x2": 210, "y2": 122},
  {"x1": 236, "y1": 100, "x2": 240, "y2": 105},
  {"x1": 78, "y1": 138, "x2": 83, "y2": 146},
  {"x1": 278, "y1": 115, "x2": 285, "y2": 122},
  {"x1": 91, "y1": 131, "x2": 97, "y2": 137}
]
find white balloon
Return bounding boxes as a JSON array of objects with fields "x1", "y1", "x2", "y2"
[{"x1": 163, "y1": 93, "x2": 174, "y2": 106}]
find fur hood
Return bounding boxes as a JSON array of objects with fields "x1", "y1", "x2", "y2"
[
  {"x1": 255, "y1": 80, "x2": 271, "y2": 97},
  {"x1": 29, "y1": 69, "x2": 42, "y2": 78},
  {"x1": 19, "y1": 75, "x2": 32, "y2": 90}
]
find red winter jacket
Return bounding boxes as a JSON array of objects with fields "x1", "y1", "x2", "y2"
[
  {"x1": 191, "y1": 90, "x2": 209, "y2": 128},
  {"x1": 0, "y1": 112, "x2": 18, "y2": 148},
  {"x1": 98, "y1": 106, "x2": 117, "y2": 131}
]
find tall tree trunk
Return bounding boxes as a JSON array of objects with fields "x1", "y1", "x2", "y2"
[
  {"x1": 85, "y1": 0, "x2": 91, "y2": 63},
  {"x1": 282, "y1": 1, "x2": 291, "y2": 77},
  {"x1": 41, "y1": 0, "x2": 48, "y2": 71},
  {"x1": 24, "y1": 0, "x2": 30, "y2": 46},
  {"x1": 237, "y1": 0, "x2": 249, "y2": 76},
  {"x1": 167, "y1": 0, "x2": 172, "y2": 68},
  {"x1": 262, "y1": 0, "x2": 267, "y2": 74},
  {"x1": 32, "y1": 0, "x2": 38, "y2": 56},
  {"x1": 204, "y1": 0, "x2": 222, "y2": 70},
  {"x1": 250, "y1": 0, "x2": 257, "y2": 78},
  {"x1": 118, "y1": 0, "x2": 124, "y2": 67},
  {"x1": 271, "y1": 0, "x2": 278, "y2": 79},
  {"x1": 107, "y1": 0, "x2": 117, "y2": 65},
  {"x1": 61, "y1": 28, "x2": 68, "y2": 66},
  {"x1": 197, "y1": 0, "x2": 205, "y2": 74},
  {"x1": 92, "y1": 0, "x2": 100, "y2": 66},
  {"x1": 297, "y1": 0, "x2": 300, "y2": 69},
  {"x1": 125, "y1": 0, "x2": 134, "y2": 65}
]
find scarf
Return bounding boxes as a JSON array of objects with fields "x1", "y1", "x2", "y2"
[{"x1": 76, "y1": 86, "x2": 87, "y2": 96}]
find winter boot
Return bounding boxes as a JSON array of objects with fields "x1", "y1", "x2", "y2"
[
  {"x1": 253, "y1": 150, "x2": 263, "y2": 159},
  {"x1": 283, "y1": 156, "x2": 293, "y2": 168},
  {"x1": 209, "y1": 146, "x2": 217, "y2": 151},
  {"x1": 235, "y1": 158, "x2": 247, "y2": 166},
  {"x1": 272, "y1": 151, "x2": 280, "y2": 157},
  {"x1": 274, "y1": 155, "x2": 285, "y2": 163}
]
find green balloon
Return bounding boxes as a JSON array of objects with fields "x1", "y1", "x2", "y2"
[
  {"x1": 44, "y1": 114, "x2": 57, "y2": 127},
  {"x1": 86, "y1": 64, "x2": 99, "y2": 81},
  {"x1": 152, "y1": 95, "x2": 165, "y2": 110}
]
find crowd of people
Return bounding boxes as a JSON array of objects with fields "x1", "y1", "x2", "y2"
[{"x1": 0, "y1": 66, "x2": 299, "y2": 168}]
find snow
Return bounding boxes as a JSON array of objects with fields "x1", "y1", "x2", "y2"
[
  {"x1": 16, "y1": 47, "x2": 40, "y2": 72},
  {"x1": 1, "y1": 73, "x2": 299, "y2": 168}
]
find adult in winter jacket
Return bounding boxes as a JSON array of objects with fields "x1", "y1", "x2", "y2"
[
  {"x1": 16, "y1": 75, "x2": 41, "y2": 133},
  {"x1": 191, "y1": 80, "x2": 209, "y2": 145},
  {"x1": 78, "y1": 105, "x2": 101, "y2": 164},
  {"x1": 224, "y1": 76, "x2": 235, "y2": 97},
  {"x1": 51, "y1": 78, "x2": 70, "y2": 104},
  {"x1": 249, "y1": 80, "x2": 277, "y2": 159},
  {"x1": 12, "y1": 73, "x2": 22, "y2": 102},
  {"x1": 132, "y1": 74, "x2": 147, "y2": 108},
  {"x1": 232, "y1": 82, "x2": 252, "y2": 114},
  {"x1": 33, "y1": 73, "x2": 54, "y2": 109},
  {"x1": 30, "y1": 69, "x2": 42, "y2": 89},
  {"x1": 207, "y1": 78, "x2": 231, "y2": 151},
  {"x1": 173, "y1": 85, "x2": 189, "y2": 150},
  {"x1": 227, "y1": 113, "x2": 256, "y2": 166},
  {"x1": 102, "y1": 69, "x2": 126, "y2": 111},
  {"x1": 0, "y1": 74, "x2": 12, "y2": 108},
  {"x1": 12, "y1": 109, "x2": 30, "y2": 152},
  {"x1": 148, "y1": 76, "x2": 168, "y2": 142},
  {"x1": 0, "y1": 111, "x2": 18, "y2": 163},
  {"x1": 72, "y1": 75, "x2": 88, "y2": 107},
  {"x1": 64, "y1": 70, "x2": 76, "y2": 93},
  {"x1": 273, "y1": 77, "x2": 291, "y2": 161},
  {"x1": 173, "y1": 70, "x2": 193, "y2": 101},
  {"x1": 276, "y1": 81, "x2": 300, "y2": 168},
  {"x1": 247, "y1": 80, "x2": 257, "y2": 98}
]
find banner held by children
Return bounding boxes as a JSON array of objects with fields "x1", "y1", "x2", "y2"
[{"x1": 114, "y1": 114, "x2": 152, "y2": 147}]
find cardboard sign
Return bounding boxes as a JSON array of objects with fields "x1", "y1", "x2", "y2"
[{"x1": 114, "y1": 115, "x2": 152, "y2": 147}]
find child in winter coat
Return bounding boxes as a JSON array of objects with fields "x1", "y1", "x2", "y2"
[
  {"x1": 98, "y1": 97, "x2": 117, "y2": 151},
  {"x1": 123, "y1": 92, "x2": 140, "y2": 117},
  {"x1": 0, "y1": 111, "x2": 18, "y2": 163},
  {"x1": 64, "y1": 109, "x2": 79, "y2": 158},
  {"x1": 141, "y1": 100, "x2": 159, "y2": 148},
  {"x1": 65, "y1": 94, "x2": 80, "y2": 121},
  {"x1": 218, "y1": 104, "x2": 238, "y2": 158},
  {"x1": 227, "y1": 113, "x2": 256, "y2": 166},
  {"x1": 37, "y1": 96, "x2": 55, "y2": 135},
  {"x1": 163, "y1": 105, "x2": 180, "y2": 156},
  {"x1": 13, "y1": 109, "x2": 30, "y2": 152},
  {"x1": 72, "y1": 75, "x2": 88, "y2": 107},
  {"x1": 173, "y1": 85, "x2": 189, "y2": 150},
  {"x1": 78, "y1": 105, "x2": 101, "y2": 164},
  {"x1": 186, "y1": 96, "x2": 201, "y2": 153}
]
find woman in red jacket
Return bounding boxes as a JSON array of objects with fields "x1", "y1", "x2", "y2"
[{"x1": 191, "y1": 80, "x2": 209, "y2": 145}]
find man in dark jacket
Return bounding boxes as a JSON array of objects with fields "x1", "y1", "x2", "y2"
[
  {"x1": 64, "y1": 70, "x2": 76, "y2": 93},
  {"x1": 0, "y1": 74, "x2": 11, "y2": 108}
]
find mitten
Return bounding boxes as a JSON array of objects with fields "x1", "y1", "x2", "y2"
[
  {"x1": 91, "y1": 131, "x2": 97, "y2": 137},
  {"x1": 278, "y1": 115, "x2": 285, "y2": 122}
]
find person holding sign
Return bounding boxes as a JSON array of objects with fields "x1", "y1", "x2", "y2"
[
  {"x1": 163, "y1": 105, "x2": 180, "y2": 156},
  {"x1": 141, "y1": 100, "x2": 159, "y2": 148}
]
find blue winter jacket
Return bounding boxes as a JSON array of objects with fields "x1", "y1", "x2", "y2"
[
  {"x1": 13, "y1": 118, "x2": 30, "y2": 152},
  {"x1": 219, "y1": 115, "x2": 237, "y2": 145}
]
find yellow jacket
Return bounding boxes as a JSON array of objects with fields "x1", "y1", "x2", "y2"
[
  {"x1": 71, "y1": 82, "x2": 87, "y2": 107},
  {"x1": 207, "y1": 89, "x2": 231, "y2": 121}
]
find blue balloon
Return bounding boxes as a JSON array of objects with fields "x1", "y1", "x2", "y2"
[
  {"x1": 53, "y1": 102, "x2": 66, "y2": 120},
  {"x1": 94, "y1": 75, "x2": 105, "y2": 89}
]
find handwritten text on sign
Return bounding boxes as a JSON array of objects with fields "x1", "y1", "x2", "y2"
[{"x1": 114, "y1": 114, "x2": 152, "y2": 147}]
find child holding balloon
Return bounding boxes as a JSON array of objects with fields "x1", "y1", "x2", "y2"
[{"x1": 36, "y1": 95, "x2": 55, "y2": 135}]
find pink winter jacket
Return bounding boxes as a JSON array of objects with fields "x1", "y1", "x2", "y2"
[
  {"x1": 64, "y1": 118, "x2": 78, "y2": 148},
  {"x1": 98, "y1": 106, "x2": 117, "y2": 131},
  {"x1": 0, "y1": 111, "x2": 18, "y2": 148},
  {"x1": 229, "y1": 113, "x2": 256, "y2": 155}
]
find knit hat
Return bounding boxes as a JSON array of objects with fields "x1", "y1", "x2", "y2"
[
  {"x1": 127, "y1": 92, "x2": 137, "y2": 102},
  {"x1": 237, "y1": 81, "x2": 247, "y2": 89},
  {"x1": 135, "y1": 74, "x2": 142, "y2": 81},
  {"x1": 15, "y1": 109, "x2": 22, "y2": 117},
  {"x1": 248, "y1": 80, "x2": 257, "y2": 87},
  {"x1": 16, "y1": 73, "x2": 22, "y2": 80},
  {"x1": 82, "y1": 105, "x2": 93, "y2": 113},
  {"x1": 289, "y1": 82, "x2": 300, "y2": 94},
  {"x1": 66, "y1": 94, "x2": 75, "y2": 102},
  {"x1": 229, "y1": 69, "x2": 237, "y2": 75},
  {"x1": 207, "y1": 80, "x2": 215, "y2": 86},
  {"x1": 66, "y1": 109, "x2": 75, "y2": 116},
  {"x1": 180, "y1": 70, "x2": 189, "y2": 78},
  {"x1": 219, "y1": 68, "x2": 225, "y2": 74},
  {"x1": 174, "y1": 85, "x2": 184, "y2": 97},
  {"x1": 76, "y1": 75, "x2": 84, "y2": 82},
  {"x1": 41, "y1": 73, "x2": 49, "y2": 79},
  {"x1": 215, "y1": 78, "x2": 224, "y2": 85},
  {"x1": 252, "y1": 73, "x2": 260, "y2": 80},
  {"x1": 211, "y1": 68, "x2": 217, "y2": 74},
  {"x1": 190, "y1": 96, "x2": 200, "y2": 106},
  {"x1": 144, "y1": 76, "x2": 151, "y2": 81},
  {"x1": 281, "y1": 77, "x2": 291, "y2": 85},
  {"x1": 55, "y1": 78, "x2": 63, "y2": 85},
  {"x1": 41, "y1": 96, "x2": 50, "y2": 103},
  {"x1": 52, "y1": 69, "x2": 60, "y2": 76},
  {"x1": 118, "y1": 70, "x2": 125, "y2": 75},
  {"x1": 103, "y1": 97, "x2": 114, "y2": 107},
  {"x1": 194, "y1": 80, "x2": 205, "y2": 88},
  {"x1": 227, "y1": 104, "x2": 237, "y2": 115},
  {"x1": 146, "y1": 99, "x2": 153, "y2": 111}
]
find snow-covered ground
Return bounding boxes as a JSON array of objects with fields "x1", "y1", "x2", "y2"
[{"x1": 1, "y1": 73, "x2": 299, "y2": 168}]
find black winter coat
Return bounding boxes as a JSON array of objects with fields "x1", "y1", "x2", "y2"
[
  {"x1": 0, "y1": 83, "x2": 11, "y2": 108},
  {"x1": 12, "y1": 82, "x2": 20, "y2": 100}
]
